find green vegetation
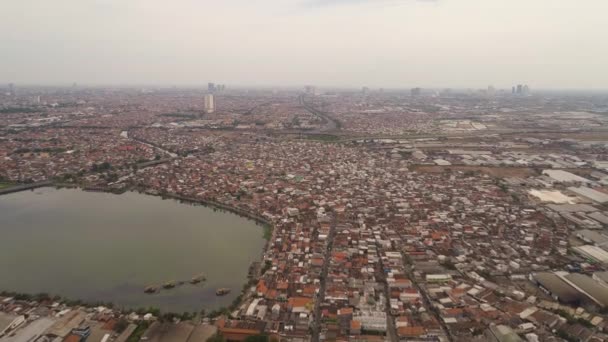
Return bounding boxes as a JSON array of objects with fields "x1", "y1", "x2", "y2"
[
  {"x1": 157, "y1": 311, "x2": 198, "y2": 322},
  {"x1": 104, "y1": 173, "x2": 119, "y2": 183},
  {"x1": 261, "y1": 260, "x2": 272, "y2": 274},
  {"x1": 263, "y1": 224, "x2": 273, "y2": 240},
  {"x1": 91, "y1": 162, "x2": 112, "y2": 172},
  {"x1": 206, "y1": 307, "x2": 230, "y2": 318},
  {"x1": 114, "y1": 318, "x2": 129, "y2": 333},
  {"x1": 248, "y1": 335, "x2": 271, "y2": 342},
  {"x1": 127, "y1": 322, "x2": 150, "y2": 342},
  {"x1": 244, "y1": 334, "x2": 275, "y2": 342},
  {"x1": 556, "y1": 330, "x2": 577, "y2": 342},
  {"x1": 0, "y1": 182, "x2": 14, "y2": 190},
  {"x1": 443, "y1": 260, "x2": 457, "y2": 270},
  {"x1": 305, "y1": 134, "x2": 340, "y2": 142},
  {"x1": 206, "y1": 334, "x2": 226, "y2": 342},
  {"x1": 0, "y1": 107, "x2": 41, "y2": 114},
  {"x1": 160, "y1": 113, "x2": 197, "y2": 118},
  {"x1": 556, "y1": 309, "x2": 594, "y2": 328},
  {"x1": 334, "y1": 118, "x2": 343, "y2": 129}
]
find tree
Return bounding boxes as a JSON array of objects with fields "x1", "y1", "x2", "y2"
[
  {"x1": 114, "y1": 318, "x2": 129, "y2": 333},
  {"x1": 244, "y1": 334, "x2": 269, "y2": 342},
  {"x1": 206, "y1": 334, "x2": 226, "y2": 342}
]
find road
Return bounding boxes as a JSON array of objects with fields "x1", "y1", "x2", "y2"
[
  {"x1": 299, "y1": 95, "x2": 340, "y2": 133},
  {"x1": 400, "y1": 250, "x2": 453, "y2": 342},
  {"x1": 311, "y1": 215, "x2": 338, "y2": 342},
  {"x1": 127, "y1": 130, "x2": 178, "y2": 158},
  {"x1": 377, "y1": 250, "x2": 399, "y2": 342}
]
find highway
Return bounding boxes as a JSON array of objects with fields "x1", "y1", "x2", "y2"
[
  {"x1": 299, "y1": 95, "x2": 340, "y2": 133},
  {"x1": 127, "y1": 130, "x2": 178, "y2": 158}
]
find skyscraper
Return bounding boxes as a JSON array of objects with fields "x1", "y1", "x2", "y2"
[
  {"x1": 204, "y1": 94, "x2": 215, "y2": 114},
  {"x1": 411, "y1": 87, "x2": 422, "y2": 96},
  {"x1": 304, "y1": 85, "x2": 316, "y2": 96},
  {"x1": 208, "y1": 83, "x2": 216, "y2": 93},
  {"x1": 487, "y1": 85, "x2": 496, "y2": 96}
]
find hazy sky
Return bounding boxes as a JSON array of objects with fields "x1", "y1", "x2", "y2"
[{"x1": 1, "y1": 0, "x2": 607, "y2": 89}]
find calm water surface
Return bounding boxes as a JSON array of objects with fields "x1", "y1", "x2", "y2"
[{"x1": 0, "y1": 187, "x2": 265, "y2": 313}]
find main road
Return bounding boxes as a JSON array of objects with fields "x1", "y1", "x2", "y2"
[
  {"x1": 400, "y1": 249, "x2": 453, "y2": 342},
  {"x1": 299, "y1": 95, "x2": 340, "y2": 133},
  {"x1": 311, "y1": 215, "x2": 338, "y2": 342}
]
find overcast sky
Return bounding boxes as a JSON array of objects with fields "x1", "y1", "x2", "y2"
[{"x1": 1, "y1": 0, "x2": 607, "y2": 89}]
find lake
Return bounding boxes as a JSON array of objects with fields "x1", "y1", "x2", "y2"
[{"x1": 0, "y1": 187, "x2": 265, "y2": 313}]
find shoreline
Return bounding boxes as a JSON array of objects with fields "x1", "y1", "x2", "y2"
[{"x1": 0, "y1": 182, "x2": 274, "y2": 315}]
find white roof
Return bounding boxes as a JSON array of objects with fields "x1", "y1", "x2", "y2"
[
  {"x1": 573, "y1": 245, "x2": 608, "y2": 264},
  {"x1": 568, "y1": 187, "x2": 608, "y2": 204},
  {"x1": 543, "y1": 170, "x2": 592, "y2": 183}
]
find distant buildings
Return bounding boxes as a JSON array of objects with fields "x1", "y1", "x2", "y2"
[
  {"x1": 204, "y1": 94, "x2": 215, "y2": 114},
  {"x1": 304, "y1": 85, "x2": 316, "y2": 96},
  {"x1": 487, "y1": 85, "x2": 496, "y2": 96},
  {"x1": 410, "y1": 87, "x2": 422, "y2": 96},
  {"x1": 513, "y1": 84, "x2": 531, "y2": 95},
  {"x1": 208, "y1": 83, "x2": 226, "y2": 93}
]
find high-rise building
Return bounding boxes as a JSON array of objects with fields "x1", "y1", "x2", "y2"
[
  {"x1": 208, "y1": 83, "x2": 216, "y2": 93},
  {"x1": 512, "y1": 84, "x2": 530, "y2": 95},
  {"x1": 304, "y1": 85, "x2": 316, "y2": 95},
  {"x1": 8, "y1": 83, "x2": 14, "y2": 95},
  {"x1": 204, "y1": 94, "x2": 215, "y2": 114},
  {"x1": 487, "y1": 85, "x2": 496, "y2": 97},
  {"x1": 410, "y1": 87, "x2": 422, "y2": 96}
]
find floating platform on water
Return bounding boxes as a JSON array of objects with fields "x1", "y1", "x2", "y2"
[
  {"x1": 145, "y1": 273, "x2": 207, "y2": 293},
  {"x1": 144, "y1": 285, "x2": 159, "y2": 294},
  {"x1": 190, "y1": 274, "x2": 207, "y2": 284},
  {"x1": 216, "y1": 288, "x2": 231, "y2": 296},
  {"x1": 162, "y1": 281, "x2": 177, "y2": 289}
]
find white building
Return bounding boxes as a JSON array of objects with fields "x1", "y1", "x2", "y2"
[
  {"x1": 568, "y1": 186, "x2": 608, "y2": 204},
  {"x1": 204, "y1": 94, "x2": 215, "y2": 114},
  {"x1": 542, "y1": 170, "x2": 592, "y2": 184}
]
